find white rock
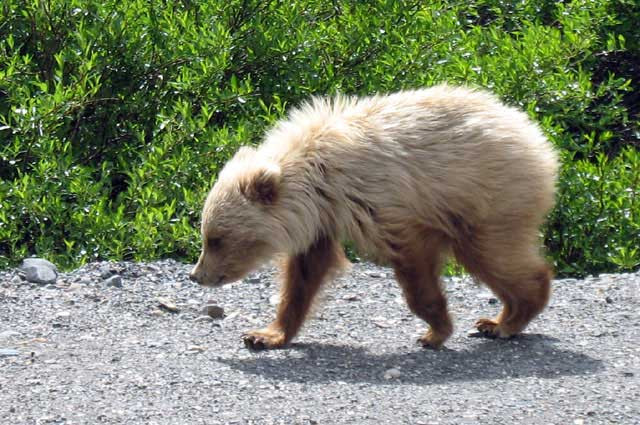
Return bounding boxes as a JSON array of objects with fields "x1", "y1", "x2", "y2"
[
  {"x1": 383, "y1": 367, "x2": 402, "y2": 380},
  {"x1": 0, "y1": 331, "x2": 21, "y2": 340},
  {"x1": 157, "y1": 297, "x2": 179, "y2": 313},
  {"x1": 0, "y1": 348, "x2": 20, "y2": 357},
  {"x1": 56, "y1": 311, "x2": 71, "y2": 319}
]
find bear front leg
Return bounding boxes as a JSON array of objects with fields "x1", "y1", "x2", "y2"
[
  {"x1": 392, "y1": 231, "x2": 453, "y2": 349},
  {"x1": 243, "y1": 237, "x2": 348, "y2": 350},
  {"x1": 394, "y1": 263, "x2": 453, "y2": 349}
]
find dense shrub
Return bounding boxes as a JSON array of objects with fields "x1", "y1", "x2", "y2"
[{"x1": 1, "y1": 0, "x2": 638, "y2": 275}]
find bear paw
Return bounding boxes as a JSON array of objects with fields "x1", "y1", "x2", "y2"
[
  {"x1": 418, "y1": 330, "x2": 448, "y2": 349},
  {"x1": 243, "y1": 328, "x2": 287, "y2": 350},
  {"x1": 475, "y1": 318, "x2": 513, "y2": 339}
]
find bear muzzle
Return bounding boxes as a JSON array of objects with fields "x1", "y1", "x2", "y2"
[{"x1": 189, "y1": 265, "x2": 226, "y2": 287}]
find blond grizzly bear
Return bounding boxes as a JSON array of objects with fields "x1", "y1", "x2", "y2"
[{"x1": 190, "y1": 84, "x2": 558, "y2": 350}]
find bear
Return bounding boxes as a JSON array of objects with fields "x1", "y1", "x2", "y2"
[{"x1": 189, "y1": 84, "x2": 559, "y2": 350}]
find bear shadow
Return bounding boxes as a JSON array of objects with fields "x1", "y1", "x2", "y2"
[{"x1": 217, "y1": 333, "x2": 603, "y2": 385}]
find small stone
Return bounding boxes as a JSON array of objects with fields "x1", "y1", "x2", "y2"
[
  {"x1": 343, "y1": 294, "x2": 359, "y2": 301},
  {"x1": 269, "y1": 294, "x2": 280, "y2": 306},
  {"x1": 99, "y1": 267, "x2": 116, "y2": 279},
  {"x1": 185, "y1": 345, "x2": 206, "y2": 354},
  {"x1": 368, "y1": 271, "x2": 383, "y2": 278},
  {"x1": 224, "y1": 311, "x2": 240, "y2": 321},
  {"x1": 0, "y1": 331, "x2": 21, "y2": 340},
  {"x1": 574, "y1": 419, "x2": 585, "y2": 425},
  {"x1": 383, "y1": 367, "x2": 402, "y2": 380},
  {"x1": 200, "y1": 304, "x2": 225, "y2": 319},
  {"x1": 372, "y1": 316, "x2": 392, "y2": 328},
  {"x1": 11, "y1": 275, "x2": 23, "y2": 285},
  {"x1": 104, "y1": 275, "x2": 123, "y2": 288},
  {"x1": 246, "y1": 275, "x2": 261, "y2": 283},
  {"x1": 157, "y1": 297, "x2": 179, "y2": 313},
  {"x1": 67, "y1": 283, "x2": 84, "y2": 291},
  {"x1": 0, "y1": 348, "x2": 20, "y2": 357},
  {"x1": 77, "y1": 276, "x2": 93, "y2": 285},
  {"x1": 622, "y1": 371, "x2": 634, "y2": 377},
  {"x1": 605, "y1": 296, "x2": 613, "y2": 304},
  {"x1": 55, "y1": 311, "x2": 71, "y2": 319},
  {"x1": 194, "y1": 316, "x2": 214, "y2": 323},
  {"x1": 488, "y1": 297, "x2": 498, "y2": 304}
]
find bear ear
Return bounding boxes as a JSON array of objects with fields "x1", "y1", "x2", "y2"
[{"x1": 239, "y1": 163, "x2": 282, "y2": 205}]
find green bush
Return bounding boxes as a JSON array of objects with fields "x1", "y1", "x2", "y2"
[
  {"x1": 1, "y1": 0, "x2": 638, "y2": 276},
  {"x1": 547, "y1": 147, "x2": 640, "y2": 276}
]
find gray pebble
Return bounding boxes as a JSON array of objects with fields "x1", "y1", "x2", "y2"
[
  {"x1": 105, "y1": 275, "x2": 123, "y2": 288},
  {"x1": 67, "y1": 283, "x2": 84, "y2": 291},
  {"x1": 19, "y1": 258, "x2": 58, "y2": 285},
  {"x1": 201, "y1": 304, "x2": 225, "y2": 319},
  {"x1": 157, "y1": 297, "x2": 179, "y2": 313},
  {"x1": 20, "y1": 258, "x2": 58, "y2": 272},
  {"x1": 78, "y1": 276, "x2": 93, "y2": 285},
  {"x1": 100, "y1": 268, "x2": 114, "y2": 279}
]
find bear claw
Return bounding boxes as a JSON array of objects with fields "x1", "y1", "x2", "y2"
[{"x1": 243, "y1": 335, "x2": 267, "y2": 350}]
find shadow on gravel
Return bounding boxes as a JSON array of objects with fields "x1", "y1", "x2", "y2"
[{"x1": 218, "y1": 334, "x2": 604, "y2": 385}]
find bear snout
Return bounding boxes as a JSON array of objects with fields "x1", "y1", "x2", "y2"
[{"x1": 189, "y1": 263, "x2": 226, "y2": 287}]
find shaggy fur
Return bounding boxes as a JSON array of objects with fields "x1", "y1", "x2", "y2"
[{"x1": 190, "y1": 84, "x2": 559, "y2": 349}]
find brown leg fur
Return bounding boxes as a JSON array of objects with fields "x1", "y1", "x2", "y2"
[
  {"x1": 453, "y1": 225, "x2": 552, "y2": 338},
  {"x1": 392, "y1": 231, "x2": 453, "y2": 349},
  {"x1": 243, "y1": 236, "x2": 348, "y2": 350}
]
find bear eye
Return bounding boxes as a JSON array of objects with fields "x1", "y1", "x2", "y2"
[{"x1": 207, "y1": 237, "x2": 223, "y2": 250}]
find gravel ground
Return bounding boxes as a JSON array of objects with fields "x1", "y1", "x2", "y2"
[{"x1": 1, "y1": 260, "x2": 639, "y2": 425}]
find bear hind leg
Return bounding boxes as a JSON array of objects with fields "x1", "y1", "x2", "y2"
[
  {"x1": 454, "y1": 228, "x2": 552, "y2": 339},
  {"x1": 473, "y1": 267, "x2": 551, "y2": 338}
]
